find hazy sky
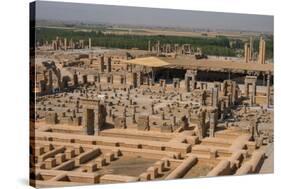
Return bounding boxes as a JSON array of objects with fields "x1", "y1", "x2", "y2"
[{"x1": 35, "y1": 1, "x2": 273, "y2": 33}]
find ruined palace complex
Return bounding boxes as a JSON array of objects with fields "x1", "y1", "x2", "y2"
[{"x1": 30, "y1": 35, "x2": 274, "y2": 188}]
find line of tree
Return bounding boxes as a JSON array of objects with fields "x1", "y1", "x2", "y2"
[{"x1": 35, "y1": 27, "x2": 273, "y2": 59}]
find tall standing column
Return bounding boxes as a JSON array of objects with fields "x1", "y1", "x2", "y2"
[
  {"x1": 132, "y1": 72, "x2": 137, "y2": 88},
  {"x1": 244, "y1": 43, "x2": 250, "y2": 63},
  {"x1": 185, "y1": 76, "x2": 190, "y2": 92},
  {"x1": 73, "y1": 72, "x2": 78, "y2": 86},
  {"x1": 266, "y1": 74, "x2": 271, "y2": 107},
  {"x1": 48, "y1": 70, "x2": 53, "y2": 93},
  {"x1": 232, "y1": 82, "x2": 237, "y2": 105},
  {"x1": 99, "y1": 56, "x2": 105, "y2": 73},
  {"x1": 106, "y1": 57, "x2": 112, "y2": 73},
  {"x1": 212, "y1": 87, "x2": 218, "y2": 108},
  {"x1": 252, "y1": 83, "x2": 256, "y2": 104},
  {"x1": 258, "y1": 36, "x2": 266, "y2": 64},
  {"x1": 88, "y1": 38, "x2": 91, "y2": 49},
  {"x1": 64, "y1": 38, "x2": 67, "y2": 51},
  {"x1": 157, "y1": 41, "x2": 160, "y2": 54},
  {"x1": 209, "y1": 108, "x2": 218, "y2": 137},
  {"x1": 249, "y1": 37, "x2": 253, "y2": 61},
  {"x1": 244, "y1": 82, "x2": 249, "y2": 97}
]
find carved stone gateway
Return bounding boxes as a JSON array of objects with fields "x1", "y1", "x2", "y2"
[
  {"x1": 83, "y1": 108, "x2": 95, "y2": 134},
  {"x1": 81, "y1": 99, "x2": 107, "y2": 135},
  {"x1": 185, "y1": 70, "x2": 197, "y2": 92},
  {"x1": 173, "y1": 78, "x2": 180, "y2": 90},
  {"x1": 244, "y1": 76, "x2": 257, "y2": 105},
  {"x1": 208, "y1": 108, "x2": 218, "y2": 137}
]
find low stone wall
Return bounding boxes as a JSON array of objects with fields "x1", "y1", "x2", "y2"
[
  {"x1": 140, "y1": 158, "x2": 171, "y2": 181},
  {"x1": 38, "y1": 146, "x2": 66, "y2": 162},
  {"x1": 228, "y1": 151, "x2": 244, "y2": 169},
  {"x1": 207, "y1": 160, "x2": 231, "y2": 177},
  {"x1": 54, "y1": 159, "x2": 75, "y2": 171},
  {"x1": 165, "y1": 156, "x2": 197, "y2": 180},
  {"x1": 235, "y1": 162, "x2": 253, "y2": 175},
  {"x1": 100, "y1": 174, "x2": 139, "y2": 183},
  {"x1": 235, "y1": 150, "x2": 265, "y2": 175},
  {"x1": 74, "y1": 148, "x2": 101, "y2": 166},
  {"x1": 35, "y1": 131, "x2": 190, "y2": 155}
]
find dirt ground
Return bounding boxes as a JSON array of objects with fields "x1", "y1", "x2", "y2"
[{"x1": 97, "y1": 155, "x2": 157, "y2": 177}]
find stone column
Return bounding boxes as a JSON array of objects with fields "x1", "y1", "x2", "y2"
[
  {"x1": 157, "y1": 41, "x2": 160, "y2": 54},
  {"x1": 73, "y1": 72, "x2": 78, "y2": 86},
  {"x1": 173, "y1": 116, "x2": 177, "y2": 126},
  {"x1": 266, "y1": 74, "x2": 271, "y2": 107},
  {"x1": 106, "y1": 57, "x2": 112, "y2": 73},
  {"x1": 244, "y1": 42, "x2": 250, "y2": 63},
  {"x1": 137, "y1": 72, "x2": 143, "y2": 87},
  {"x1": 69, "y1": 38, "x2": 73, "y2": 49},
  {"x1": 88, "y1": 38, "x2": 91, "y2": 49},
  {"x1": 48, "y1": 70, "x2": 53, "y2": 93},
  {"x1": 132, "y1": 106, "x2": 137, "y2": 124},
  {"x1": 64, "y1": 38, "x2": 67, "y2": 51},
  {"x1": 151, "y1": 69, "x2": 155, "y2": 85},
  {"x1": 79, "y1": 40, "x2": 84, "y2": 49},
  {"x1": 258, "y1": 36, "x2": 266, "y2": 64},
  {"x1": 200, "y1": 82, "x2": 204, "y2": 90},
  {"x1": 132, "y1": 72, "x2": 137, "y2": 88},
  {"x1": 220, "y1": 101, "x2": 225, "y2": 120},
  {"x1": 212, "y1": 87, "x2": 218, "y2": 108},
  {"x1": 56, "y1": 68, "x2": 62, "y2": 90},
  {"x1": 110, "y1": 74, "x2": 113, "y2": 84},
  {"x1": 185, "y1": 72, "x2": 190, "y2": 92},
  {"x1": 244, "y1": 82, "x2": 249, "y2": 97},
  {"x1": 231, "y1": 82, "x2": 237, "y2": 105},
  {"x1": 83, "y1": 108, "x2": 95, "y2": 135},
  {"x1": 209, "y1": 108, "x2": 218, "y2": 137},
  {"x1": 201, "y1": 90, "x2": 207, "y2": 106},
  {"x1": 151, "y1": 103, "x2": 155, "y2": 115},
  {"x1": 249, "y1": 37, "x2": 253, "y2": 61},
  {"x1": 75, "y1": 100, "x2": 79, "y2": 113},
  {"x1": 191, "y1": 75, "x2": 196, "y2": 90},
  {"x1": 99, "y1": 56, "x2": 105, "y2": 73},
  {"x1": 222, "y1": 81, "x2": 228, "y2": 96},
  {"x1": 52, "y1": 40, "x2": 57, "y2": 50},
  {"x1": 173, "y1": 78, "x2": 180, "y2": 90},
  {"x1": 95, "y1": 101, "x2": 106, "y2": 135},
  {"x1": 250, "y1": 119, "x2": 259, "y2": 141},
  {"x1": 197, "y1": 110, "x2": 206, "y2": 140},
  {"x1": 252, "y1": 83, "x2": 256, "y2": 104}
]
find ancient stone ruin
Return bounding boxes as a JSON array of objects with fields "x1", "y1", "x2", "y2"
[{"x1": 31, "y1": 35, "x2": 274, "y2": 188}]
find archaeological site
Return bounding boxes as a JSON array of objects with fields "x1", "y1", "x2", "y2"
[{"x1": 30, "y1": 1, "x2": 274, "y2": 188}]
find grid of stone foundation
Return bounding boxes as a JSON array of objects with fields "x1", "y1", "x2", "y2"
[{"x1": 31, "y1": 37, "x2": 273, "y2": 188}]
